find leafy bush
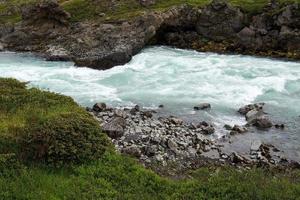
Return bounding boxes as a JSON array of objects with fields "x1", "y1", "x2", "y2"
[
  {"x1": 0, "y1": 153, "x2": 23, "y2": 177},
  {"x1": 21, "y1": 112, "x2": 110, "y2": 166},
  {"x1": 0, "y1": 78, "x2": 111, "y2": 166}
]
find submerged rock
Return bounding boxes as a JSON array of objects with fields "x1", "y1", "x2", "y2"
[
  {"x1": 194, "y1": 103, "x2": 211, "y2": 110},
  {"x1": 224, "y1": 124, "x2": 232, "y2": 130},
  {"x1": 231, "y1": 125, "x2": 248, "y2": 134},
  {"x1": 275, "y1": 124, "x2": 285, "y2": 129},
  {"x1": 251, "y1": 116, "x2": 273, "y2": 129}
]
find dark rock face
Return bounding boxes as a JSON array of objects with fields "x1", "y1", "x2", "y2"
[
  {"x1": 21, "y1": 0, "x2": 70, "y2": 26},
  {"x1": 1, "y1": 1, "x2": 300, "y2": 69},
  {"x1": 0, "y1": 24, "x2": 14, "y2": 39},
  {"x1": 237, "y1": 3, "x2": 300, "y2": 53},
  {"x1": 1, "y1": 0, "x2": 71, "y2": 56},
  {"x1": 196, "y1": 0, "x2": 245, "y2": 41}
]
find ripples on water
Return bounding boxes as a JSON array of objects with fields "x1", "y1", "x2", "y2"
[{"x1": 1, "y1": 46, "x2": 300, "y2": 160}]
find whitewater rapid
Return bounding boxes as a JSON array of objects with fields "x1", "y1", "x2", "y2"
[
  {"x1": 1, "y1": 46, "x2": 300, "y2": 117},
  {"x1": 1, "y1": 46, "x2": 300, "y2": 160}
]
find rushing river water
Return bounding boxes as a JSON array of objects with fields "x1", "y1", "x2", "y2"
[{"x1": 1, "y1": 46, "x2": 300, "y2": 160}]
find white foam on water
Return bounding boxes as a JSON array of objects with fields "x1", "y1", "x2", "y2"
[
  {"x1": 1, "y1": 47, "x2": 300, "y2": 123},
  {"x1": 2, "y1": 47, "x2": 300, "y2": 159}
]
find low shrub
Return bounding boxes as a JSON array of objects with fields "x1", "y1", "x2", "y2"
[
  {"x1": 0, "y1": 78, "x2": 111, "y2": 166},
  {"x1": 21, "y1": 112, "x2": 111, "y2": 166},
  {"x1": 0, "y1": 153, "x2": 24, "y2": 177}
]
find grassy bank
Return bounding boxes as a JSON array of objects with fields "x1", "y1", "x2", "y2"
[
  {"x1": 0, "y1": 78, "x2": 300, "y2": 199},
  {"x1": 1, "y1": 0, "x2": 300, "y2": 24},
  {"x1": 1, "y1": 152, "x2": 300, "y2": 200}
]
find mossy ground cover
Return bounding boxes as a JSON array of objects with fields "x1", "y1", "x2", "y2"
[
  {"x1": 0, "y1": 78, "x2": 300, "y2": 199},
  {"x1": 1, "y1": 0, "x2": 300, "y2": 24}
]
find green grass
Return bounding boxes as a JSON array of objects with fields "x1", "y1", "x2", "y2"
[
  {"x1": 0, "y1": 78, "x2": 300, "y2": 199},
  {"x1": 0, "y1": 152, "x2": 300, "y2": 200},
  {"x1": 1, "y1": 0, "x2": 300, "y2": 24}
]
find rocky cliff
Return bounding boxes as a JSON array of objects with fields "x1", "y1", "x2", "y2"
[{"x1": 0, "y1": 0, "x2": 300, "y2": 70}]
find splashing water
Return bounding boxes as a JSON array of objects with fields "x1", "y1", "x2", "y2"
[{"x1": 1, "y1": 46, "x2": 300, "y2": 160}]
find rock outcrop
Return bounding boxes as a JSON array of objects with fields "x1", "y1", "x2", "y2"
[
  {"x1": 21, "y1": 0, "x2": 70, "y2": 26},
  {"x1": 237, "y1": 2, "x2": 300, "y2": 54},
  {"x1": 196, "y1": 0, "x2": 246, "y2": 41},
  {"x1": 1, "y1": 0, "x2": 300, "y2": 69}
]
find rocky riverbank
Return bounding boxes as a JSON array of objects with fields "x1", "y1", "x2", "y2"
[
  {"x1": 87, "y1": 102, "x2": 300, "y2": 173},
  {"x1": 0, "y1": 0, "x2": 300, "y2": 70}
]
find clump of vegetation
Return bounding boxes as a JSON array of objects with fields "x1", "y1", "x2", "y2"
[
  {"x1": 0, "y1": 152, "x2": 300, "y2": 199},
  {"x1": 0, "y1": 78, "x2": 111, "y2": 166},
  {"x1": 0, "y1": 77, "x2": 300, "y2": 199},
  {"x1": 0, "y1": 153, "x2": 24, "y2": 178},
  {"x1": 1, "y1": 0, "x2": 300, "y2": 24},
  {"x1": 21, "y1": 112, "x2": 110, "y2": 166}
]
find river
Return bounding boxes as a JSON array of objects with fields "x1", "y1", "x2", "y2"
[{"x1": 1, "y1": 46, "x2": 299, "y2": 161}]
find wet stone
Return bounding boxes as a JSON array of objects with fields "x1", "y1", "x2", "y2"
[{"x1": 194, "y1": 103, "x2": 211, "y2": 110}]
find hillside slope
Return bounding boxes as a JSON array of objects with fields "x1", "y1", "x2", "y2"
[{"x1": 0, "y1": 78, "x2": 300, "y2": 200}]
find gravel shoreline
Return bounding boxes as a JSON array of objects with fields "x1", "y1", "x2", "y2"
[{"x1": 87, "y1": 102, "x2": 300, "y2": 172}]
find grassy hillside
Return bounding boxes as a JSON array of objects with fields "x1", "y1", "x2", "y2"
[
  {"x1": 1, "y1": 0, "x2": 300, "y2": 24},
  {"x1": 0, "y1": 78, "x2": 111, "y2": 166},
  {"x1": 0, "y1": 78, "x2": 300, "y2": 199}
]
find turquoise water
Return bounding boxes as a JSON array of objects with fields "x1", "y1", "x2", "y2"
[{"x1": 0, "y1": 46, "x2": 300, "y2": 159}]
